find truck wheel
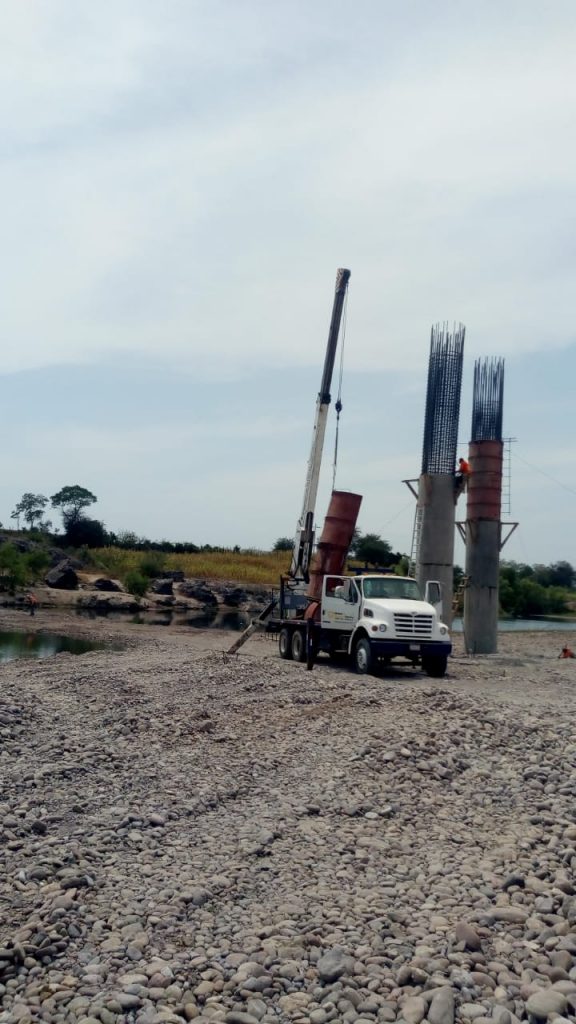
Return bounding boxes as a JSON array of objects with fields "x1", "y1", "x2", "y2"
[
  {"x1": 279, "y1": 627, "x2": 292, "y2": 660},
  {"x1": 291, "y1": 628, "x2": 307, "y2": 663},
  {"x1": 354, "y1": 638, "x2": 373, "y2": 675},
  {"x1": 423, "y1": 655, "x2": 447, "y2": 678}
]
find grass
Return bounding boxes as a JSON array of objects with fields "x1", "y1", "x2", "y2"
[{"x1": 89, "y1": 547, "x2": 292, "y2": 586}]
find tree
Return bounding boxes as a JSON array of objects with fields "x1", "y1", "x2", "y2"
[
  {"x1": 65, "y1": 518, "x2": 107, "y2": 548},
  {"x1": 51, "y1": 485, "x2": 97, "y2": 530},
  {"x1": 533, "y1": 560, "x2": 575, "y2": 589},
  {"x1": 13, "y1": 493, "x2": 49, "y2": 529},
  {"x1": 273, "y1": 537, "x2": 294, "y2": 552},
  {"x1": 354, "y1": 532, "x2": 394, "y2": 567}
]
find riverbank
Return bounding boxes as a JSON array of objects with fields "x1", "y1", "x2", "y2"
[{"x1": 1, "y1": 612, "x2": 575, "y2": 1023}]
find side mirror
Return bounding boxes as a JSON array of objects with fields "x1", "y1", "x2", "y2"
[{"x1": 425, "y1": 580, "x2": 443, "y2": 617}]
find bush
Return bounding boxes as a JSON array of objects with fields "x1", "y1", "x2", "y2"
[
  {"x1": 0, "y1": 544, "x2": 28, "y2": 592},
  {"x1": 25, "y1": 550, "x2": 50, "y2": 577},
  {"x1": 125, "y1": 570, "x2": 148, "y2": 598},
  {"x1": 139, "y1": 552, "x2": 167, "y2": 578},
  {"x1": 0, "y1": 544, "x2": 49, "y2": 592}
]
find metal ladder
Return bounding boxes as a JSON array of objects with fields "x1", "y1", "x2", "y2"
[
  {"x1": 408, "y1": 503, "x2": 424, "y2": 579},
  {"x1": 452, "y1": 575, "x2": 470, "y2": 617},
  {"x1": 501, "y1": 437, "x2": 516, "y2": 516}
]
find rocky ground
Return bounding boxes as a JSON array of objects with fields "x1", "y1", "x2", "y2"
[{"x1": 0, "y1": 610, "x2": 575, "y2": 1024}]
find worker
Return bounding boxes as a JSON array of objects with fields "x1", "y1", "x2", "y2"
[
  {"x1": 455, "y1": 457, "x2": 471, "y2": 496},
  {"x1": 559, "y1": 645, "x2": 575, "y2": 659}
]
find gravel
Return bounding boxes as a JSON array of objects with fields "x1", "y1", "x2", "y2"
[{"x1": 1, "y1": 612, "x2": 575, "y2": 1024}]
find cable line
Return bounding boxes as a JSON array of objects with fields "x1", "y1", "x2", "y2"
[{"x1": 512, "y1": 451, "x2": 576, "y2": 499}]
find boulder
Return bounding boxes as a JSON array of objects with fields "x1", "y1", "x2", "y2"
[
  {"x1": 221, "y1": 587, "x2": 248, "y2": 607},
  {"x1": 178, "y1": 582, "x2": 218, "y2": 606},
  {"x1": 93, "y1": 577, "x2": 122, "y2": 592},
  {"x1": 45, "y1": 561, "x2": 79, "y2": 590},
  {"x1": 151, "y1": 578, "x2": 174, "y2": 596}
]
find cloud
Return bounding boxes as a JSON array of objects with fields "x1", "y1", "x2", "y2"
[{"x1": 1, "y1": 2, "x2": 575, "y2": 376}]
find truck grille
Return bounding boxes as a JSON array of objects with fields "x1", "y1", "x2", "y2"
[{"x1": 393, "y1": 613, "x2": 434, "y2": 638}]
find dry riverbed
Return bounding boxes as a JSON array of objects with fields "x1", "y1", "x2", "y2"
[{"x1": 0, "y1": 610, "x2": 575, "y2": 1024}]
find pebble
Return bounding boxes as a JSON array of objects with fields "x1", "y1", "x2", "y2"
[
  {"x1": 1, "y1": 634, "x2": 575, "y2": 1024},
  {"x1": 525, "y1": 989, "x2": 567, "y2": 1017}
]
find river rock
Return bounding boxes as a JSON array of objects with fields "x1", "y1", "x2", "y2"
[
  {"x1": 525, "y1": 989, "x2": 567, "y2": 1018},
  {"x1": 317, "y1": 948, "x2": 351, "y2": 983}
]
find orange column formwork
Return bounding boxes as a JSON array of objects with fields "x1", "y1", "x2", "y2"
[
  {"x1": 306, "y1": 490, "x2": 363, "y2": 604},
  {"x1": 463, "y1": 441, "x2": 503, "y2": 653}
]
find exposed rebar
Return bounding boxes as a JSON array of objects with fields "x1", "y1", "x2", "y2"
[
  {"x1": 421, "y1": 323, "x2": 465, "y2": 474},
  {"x1": 471, "y1": 358, "x2": 505, "y2": 442}
]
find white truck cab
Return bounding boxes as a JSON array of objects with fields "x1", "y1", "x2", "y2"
[{"x1": 319, "y1": 573, "x2": 451, "y2": 675}]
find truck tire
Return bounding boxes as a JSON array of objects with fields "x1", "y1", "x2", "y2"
[
  {"x1": 279, "y1": 627, "x2": 292, "y2": 660},
  {"x1": 423, "y1": 655, "x2": 448, "y2": 678},
  {"x1": 291, "y1": 628, "x2": 307, "y2": 663},
  {"x1": 354, "y1": 638, "x2": 374, "y2": 675}
]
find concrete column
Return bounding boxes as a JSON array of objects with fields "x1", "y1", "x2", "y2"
[
  {"x1": 416, "y1": 473, "x2": 456, "y2": 626},
  {"x1": 463, "y1": 520, "x2": 501, "y2": 653},
  {"x1": 463, "y1": 441, "x2": 503, "y2": 654}
]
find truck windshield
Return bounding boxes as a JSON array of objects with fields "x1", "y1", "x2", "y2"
[{"x1": 362, "y1": 577, "x2": 422, "y2": 601}]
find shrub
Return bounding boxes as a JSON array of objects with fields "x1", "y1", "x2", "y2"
[
  {"x1": 139, "y1": 552, "x2": 167, "y2": 578},
  {"x1": 125, "y1": 570, "x2": 148, "y2": 598},
  {"x1": 0, "y1": 544, "x2": 28, "y2": 592}
]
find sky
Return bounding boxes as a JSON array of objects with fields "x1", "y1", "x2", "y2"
[{"x1": 1, "y1": 0, "x2": 575, "y2": 566}]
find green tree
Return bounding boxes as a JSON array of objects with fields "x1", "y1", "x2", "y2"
[
  {"x1": 354, "y1": 533, "x2": 394, "y2": 566},
  {"x1": 65, "y1": 518, "x2": 107, "y2": 548},
  {"x1": 533, "y1": 560, "x2": 575, "y2": 589},
  {"x1": 273, "y1": 537, "x2": 294, "y2": 552},
  {"x1": 13, "y1": 493, "x2": 49, "y2": 529},
  {"x1": 51, "y1": 485, "x2": 97, "y2": 530}
]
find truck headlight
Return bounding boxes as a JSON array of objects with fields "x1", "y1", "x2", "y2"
[
  {"x1": 379, "y1": 624, "x2": 387, "y2": 633},
  {"x1": 439, "y1": 625, "x2": 448, "y2": 635}
]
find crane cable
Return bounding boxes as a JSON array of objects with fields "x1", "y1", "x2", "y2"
[{"x1": 332, "y1": 291, "x2": 348, "y2": 490}]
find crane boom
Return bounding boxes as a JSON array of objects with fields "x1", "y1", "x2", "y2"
[{"x1": 289, "y1": 267, "x2": 351, "y2": 580}]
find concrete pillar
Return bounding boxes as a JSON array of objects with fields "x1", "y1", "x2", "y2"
[
  {"x1": 463, "y1": 519, "x2": 501, "y2": 653},
  {"x1": 416, "y1": 473, "x2": 456, "y2": 626},
  {"x1": 463, "y1": 441, "x2": 503, "y2": 654}
]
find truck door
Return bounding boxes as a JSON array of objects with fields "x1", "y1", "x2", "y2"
[
  {"x1": 321, "y1": 576, "x2": 358, "y2": 630},
  {"x1": 424, "y1": 580, "x2": 443, "y2": 618}
]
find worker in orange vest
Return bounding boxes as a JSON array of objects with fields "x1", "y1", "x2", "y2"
[{"x1": 455, "y1": 457, "x2": 471, "y2": 496}]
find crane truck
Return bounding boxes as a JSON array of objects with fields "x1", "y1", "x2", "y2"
[
  {"x1": 267, "y1": 571, "x2": 451, "y2": 676},
  {"x1": 265, "y1": 266, "x2": 451, "y2": 676}
]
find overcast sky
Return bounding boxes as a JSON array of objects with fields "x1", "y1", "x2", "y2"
[{"x1": 1, "y1": 1, "x2": 575, "y2": 566}]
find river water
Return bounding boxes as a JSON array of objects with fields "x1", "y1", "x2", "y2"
[
  {"x1": 452, "y1": 617, "x2": 576, "y2": 632},
  {"x1": 0, "y1": 630, "x2": 102, "y2": 664}
]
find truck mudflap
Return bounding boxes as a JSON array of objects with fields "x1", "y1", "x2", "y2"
[{"x1": 358, "y1": 639, "x2": 452, "y2": 659}]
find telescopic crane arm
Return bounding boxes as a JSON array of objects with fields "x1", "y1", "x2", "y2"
[{"x1": 289, "y1": 267, "x2": 351, "y2": 580}]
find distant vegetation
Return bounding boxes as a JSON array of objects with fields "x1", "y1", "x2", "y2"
[
  {"x1": 92, "y1": 547, "x2": 291, "y2": 586},
  {"x1": 498, "y1": 560, "x2": 575, "y2": 618},
  {"x1": 2, "y1": 485, "x2": 576, "y2": 615}
]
